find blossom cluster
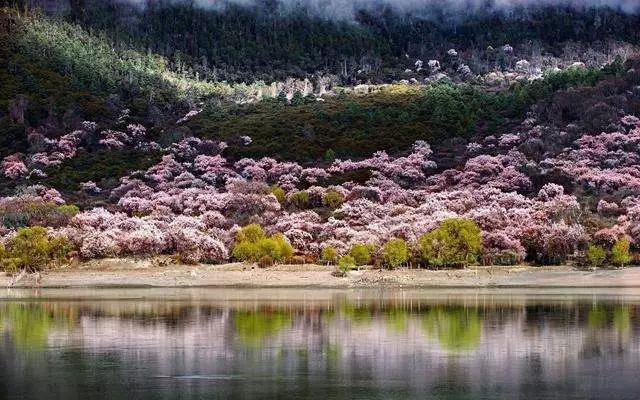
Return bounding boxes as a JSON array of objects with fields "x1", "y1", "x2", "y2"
[
  {"x1": 2, "y1": 122, "x2": 159, "y2": 180},
  {"x1": 2, "y1": 114, "x2": 640, "y2": 265}
]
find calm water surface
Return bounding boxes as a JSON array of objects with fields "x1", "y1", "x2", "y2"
[{"x1": 1, "y1": 288, "x2": 640, "y2": 400}]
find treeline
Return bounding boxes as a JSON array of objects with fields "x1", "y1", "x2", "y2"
[{"x1": 10, "y1": 0, "x2": 640, "y2": 83}]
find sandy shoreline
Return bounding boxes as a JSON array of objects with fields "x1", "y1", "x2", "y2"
[{"x1": 1, "y1": 258, "x2": 640, "y2": 288}]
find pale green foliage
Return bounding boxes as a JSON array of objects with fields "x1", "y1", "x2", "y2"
[
  {"x1": 349, "y1": 243, "x2": 374, "y2": 266},
  {"x1": 611, "y1": 238, "x2": 631, "y2": 267},
  {"x1": 338, "y1": 255, "x2": 356, "y2": 272},
  {"x1": 323, "y1": 190, "x2": 344, "y2": 209},
  {"x1": 270, "y1": 185, "x2": 286, "y2": 203},
  {"x1": 258, "y1": 234, "x2": 294, "y2": 261},
  {"x1": 232, "y1": 225, "x2": 293, "y2": 263},
  {"x1": 381, "y1": 238, "x2": 409, "y2": 269},
  {"x1": 418, "y1": 218, "x2": 482, "y2": 268},
  {"x1": 421, "y1": 307, "x2": 482, "y2": 351},
  {"x1": 586, "y1": 244, "x2": 606, "y2": 268},
  {"x1": 289, "y1": 191, "x2": 309, "y2": 209},
  {"x1": 0, "y1": 226, "x2": 73, "y2": 273},
  {"x1": 15, "y1": 12, "x2": 271, "y2": 101},
  {"x1": 232, "y1": 241, "x2": 262, "y2": 262},
  {"x1": 235, "y1": 224, "x2": 266, "y2": 243},
  {"x1": 321, "y1": 246, "x2": 338, "y2": 265},
  {"x1": 57, "y1": 204, "x2": 80, "y2": 216}
]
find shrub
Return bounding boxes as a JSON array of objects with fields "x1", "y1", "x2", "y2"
[
  {"x1": 321, "y1": 245, "x2": 338, "y2": 265},
  {"x1": 0, "y1": 226, "x2": 73, "y2": 273},
  {"x1": 323, "y1": 190, "x2": 344, "y2": 209},
  {"x1": 1, "y1": 212, "x2": 29, "y2": 229},
  {"x1": 586, "y1": 244, "x2": 606, "y2": 268},
  {"x1": 0, "y1": 199, "x2": 81, "y2": 229},
  {"x1": 334, "y1": 254, "x2": 356, "y2": 276},
  {"x1": 418, "y1": 218, "x2": 482, "y2": 268},
  {"x1": 381, "y1": 238, "x2": 409, "y2": 269},
  {"x1": 270, "y1": 185, "x2": 286, "y2": 203},
  {"x1": 256, "y1": 237, "x2": 280, "y2": 259},
  {"x1": 57, "y1": 204, "x2": 80, "y2": 217},
  {"x1": 289, "y1": 191, "x2": 309, "y2": 209},
  {"x1": 172, "y1": 230, "x2": 228, "y2": 264},
  {"x1": 232, "y1": 225, "x2": 294, "y2": 263},
  {"x1": 611, "y1": 238, "x2": 631, "y2": 268},
  {"x1": 274, "y1": 234, "x2": 294, "y2": 261},
  {"x1": 257, "y1": 234, "x2": 294, "y2": 262},
  {"x1": 235, "y1": 224, "x2": 266, "y2": 243},
  {"x1": 349, "y1": 243, "x2": 373, "y2": 266},
  {"x1": 232, "y1": 241, "x2": 261, "y2": 262},
  {"x1": 487, "y1": 251, "x2": 522, "y2": 266}
]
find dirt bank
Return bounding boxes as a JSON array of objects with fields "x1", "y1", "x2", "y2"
[{"x1": 1, "y1": 258, "x2": 640, "y2": 288}]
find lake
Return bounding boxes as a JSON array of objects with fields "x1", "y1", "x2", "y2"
[{"x1": 1, "y1": 288, "x2": 639, "y2": 399}]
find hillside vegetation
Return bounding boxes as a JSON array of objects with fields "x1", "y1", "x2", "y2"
[
  {"x1": 1, "y1": 2, "x2": 640, "y2": 272},
  {"x1": 54, "y1": 0, "x2": 640, "y2": 82}
]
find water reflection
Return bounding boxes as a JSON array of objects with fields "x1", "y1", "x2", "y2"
[
  {"x1": 0, "y1": 303, "x2": 75, "y2": 349},
  {"x1": 421, "y1": 307, "x2": 482, "y2": 351},
  {"x1": 233, "y1": 310, "x2": 292, "y2": 346},
  {"x1": 1, "y1": 289, "x2": 639, "y2": 400}
]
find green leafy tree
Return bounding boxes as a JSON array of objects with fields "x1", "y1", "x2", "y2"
[
  {"x1": 321, "y1": 245, "x2": 338, "y2": 265},
  {"x1": 586, "y1": 244, "x2": 606, "y2": 268},
  {"x1": 418, "y1": 218, "x2": 482, "y2": 268},
  {"x1": 290, "y1": 91, "x2": 304, "y2": 105},
  {"x1": 611, "y1": 238, "x2": 631, "y2": 268},
  {"x1": 258, "y1": 234, "x2": 293, "y2": 262},
  {"x1": 235, "y1": 224, "x2": 266, "y2": 243},
  {"x1": 349, "y1": 243, "x2": 373, "y2": 266},
  {"x1": 232, "y1": 225, "x2": 293, "y2": 263},
  {"x1": 232, "y1": 241, "x2": 261, "y2": 262},
  {"x1": 338, "y1": 255, "x2": 356, "y2": 273},
  {"x1": 0, "y1": 226, "x2": 72, "y2": 273},
  {"x1": 381, "y1": 238, "x2": 409, "y2": 269}
]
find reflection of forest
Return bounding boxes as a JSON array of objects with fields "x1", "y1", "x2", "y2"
[
  {"x1": 1, "y1": 298, "x2": 639, "y2": 399},
  {"x1": 0, "y1": 300, "x2": 637, "y2": 353}
]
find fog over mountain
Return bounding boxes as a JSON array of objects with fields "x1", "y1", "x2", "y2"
[{"x1": 113, "y1": 0, "x2": 640, "y2": 18}]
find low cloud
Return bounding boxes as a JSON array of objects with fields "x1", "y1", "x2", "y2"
[{"x1": 113, "y1": 0, "x2": 640, "y2": 20}]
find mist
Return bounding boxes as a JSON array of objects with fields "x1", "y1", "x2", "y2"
[{"x1": 116, "y1": 0, "x2": 640, "y2": 19}]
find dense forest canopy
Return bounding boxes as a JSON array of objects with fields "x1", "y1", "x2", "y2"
[{"x1": 7, "y1": 0, "x2": 640, "y2": 82}]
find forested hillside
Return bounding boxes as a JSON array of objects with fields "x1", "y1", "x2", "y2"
[
  {"x1": 43, "y1": 0, "x2": 640, "y2": 82},
  {"x1": 1, "y1": 0, "x2": 640, "y2": 271}
]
